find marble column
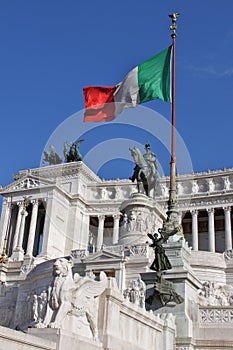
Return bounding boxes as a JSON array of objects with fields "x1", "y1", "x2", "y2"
[
  {"x1": 191, "y1": 209, "x2": 198, "y2": 251},
  {"x1": 26, "y1": 200, "x2": 39, "y2": 257},
  {"x1": 112, "y1": 214, "x2": 121, "y2": 244},
  {"x1": 16, "y1": 208, "x2": 28, "y2": 251},
  {"x1": 12, "y1": 203, "x2": 24, "y2": 252},
  {"x1": 0, "y1": 201, "x2": 12, "y2": 252},
  {"x1": 224, "y1": 206, "x2": 232, "y2": 250},
  {"x1": 96, "y1": 215, "x2": 105, "y2": 251},
  {"x1": 207, "y1": 208, "x2": 215, "y2": 252}
]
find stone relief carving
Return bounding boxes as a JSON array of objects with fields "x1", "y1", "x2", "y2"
[
  {"x1": 223, "y1": 176, "x2": 231, "y2": 191},
  {"x1": 123, "y1": 278, "x2": 146, "y2": 308},
  {"x1": 30, "y1": 290, "x2": 48, "y2": 327},
  {"x1": 71, "y1": 249, "x2": 88, "y2": 260},
  {"x1": 120, "y1": 211, "x2": 156, "y2": 235},
  {"x1": 176, "y1": 182, "x2": 182, "y2": 195},
  {"x1": 114, "y1": 187, "x2": 122, "y2": 199},
  {"x1": 129, "y1": 244, "x2": 149, "y2": 257},
  {"x1": 207, "y1": 178, "x2": 214, "y2": 192},
  {"x1": 160, "y1": 183, "x2": 169, "y2": 197},
  {"x1": 101, "y1": 187, "x2": 109, "y2": 199},
  {"x1": 192, "y1": 180, "x2": 199, "y2": 194},
  {"x1": 12, "y1": 178, "x2": 40, "y2": 190},
  {"x1": 198, "y1": 281, "x2": 233, "y2": 306},
  {"x1": 224, "y1": 249, "x2": 233, "y2": 261},
  {"x1": 29, "y1": 258, "x2": 107, "y2": 341}
]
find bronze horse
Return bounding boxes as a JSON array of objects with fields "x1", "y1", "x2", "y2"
[{"x1": 129, "y1": 147, "x2": 159, "y2": 196}]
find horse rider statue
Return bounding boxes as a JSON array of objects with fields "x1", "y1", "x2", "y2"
[{"x1": 129, "y1": 144, "x2": 159, "y2": 197}]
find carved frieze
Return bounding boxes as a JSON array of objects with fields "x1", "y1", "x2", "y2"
[
  {"x1": 120, "y1": 210, "x2": 157, "y2": 235},
  {"x1": 198, "y1": 281, "x2": 233, "y2": 307},
  {"x1": 13, "y1": 178, "x2": 40, "y2": 190},
  {"x1": 129, "y1": 244, "x2": 149, "y2": 257},
  {"x1": 70, "y1": 249, "x2": 88, "y2": 260}
]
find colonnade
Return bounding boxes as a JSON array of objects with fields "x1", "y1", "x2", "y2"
[
  {"x1": 91, "y1": 213, "x2": 121, "y2": 251},
  {"x1": 1, "y1": 200, "x2": 44, "y2": 260},
  {"x1": 187, "y1": 206, "x2": 232, "y2": 252}
]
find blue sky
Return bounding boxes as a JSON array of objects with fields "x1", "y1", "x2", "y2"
[{"x1": 0, "y1": 1, "x2": 233, "y2": 186}]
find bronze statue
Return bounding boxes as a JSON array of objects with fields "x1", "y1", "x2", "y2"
[
  {"x1": 147, "y1": 232, "x2": 172, "y2": 272},
  {"x1": 43, "y1": 146, "x2": 62, "y2": 165},
  {"x1": 129, "y1": 144, "x2": 159, "y2": 196},
  {"x1": 63, "y1": 140, "x2": 84, "y2": 163}
]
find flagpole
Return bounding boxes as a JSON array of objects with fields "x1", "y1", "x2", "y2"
[
  {"x1": 159, "y1": 13, "x2": 183, "y2": 241},
  {"x1": 168, "y1": 12, "x2": 179, "y2": 213}
]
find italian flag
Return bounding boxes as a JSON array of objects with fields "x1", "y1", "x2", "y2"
[{"x1": 83, "y1": 46, "x2": 172, "y2": 122}]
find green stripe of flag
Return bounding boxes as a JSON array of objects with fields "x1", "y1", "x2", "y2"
[{"x1": 138, "y1": 45, "x2": 172, "y2": 103}]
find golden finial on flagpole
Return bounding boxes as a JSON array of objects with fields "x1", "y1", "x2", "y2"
[{"x1": 168, "y1": 13, "x2": 180, "y2": 38}]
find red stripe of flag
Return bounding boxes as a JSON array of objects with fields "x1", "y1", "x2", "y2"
[{"x1": 83, "y1": 86, "x2": 117, "y2": 122}]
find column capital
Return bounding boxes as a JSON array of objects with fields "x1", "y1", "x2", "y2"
[
  {"x1": 98, "y1": 214, "x2": 105, "y2": 221},
  {"x1": 190, "y1": 209, "x2": 198, "y2": 216},
  {"x1": 207, "y1": 208, "x2": 215, "y2": 214},
  {"x1": 113, "y1": 213, "x2": 121, "y2": 220},
  {"x1": 31, "y1": 199, "x2": 39, "y2": 206},
  {"x1": 223, "y1": 206, "x2": 231, "y2": 213}
]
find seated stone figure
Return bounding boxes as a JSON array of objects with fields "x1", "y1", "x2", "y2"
[{"x1": 31, "y1": 258, "x2": 107, "y2": 341}]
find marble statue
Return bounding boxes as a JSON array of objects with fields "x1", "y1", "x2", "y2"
[{"x1": 30, "y1": 258, "x2": 107, "y2": 341}]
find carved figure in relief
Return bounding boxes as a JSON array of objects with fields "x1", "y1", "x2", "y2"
[
  {"x1": 115, "y1": 187, "x2": 121, "y2": 199},
  {"x1": 208, "y1": 179, "x2": 214, "y2": 192},
  {"x1": 29, "y1": 289, "x2": 49, "y2": 328},
  {"x1": 136, "y1": 212, "x2": 145, "y2": 232},
  {"x1": 161, "y1": 183, "x2": 169, "y2": 197},
  {"x1": 137, "y1": 278, "x2": 146, "y2": 308},
  {"x1": 197, "y1": 281, "x2": 233, "y2": 307},
  {"x1": 123, "y1": 278, "x2": 146, "y2": 308},
  {"x1": 223, "y1": 177, "x2": 230, "y2": 191},
  {"x1": 47, "y1": 258, "x2": 107, "y2": 340},
  {"x1": 192, "y1": 181, "x2": 199, "y2": 194},
  {"x1": 101, "y1": 187, "x2": 108, "y2": 199},
  {"x1": 128, "y1": 211, "x2": 136, "y2": 231},
  {"x1": 122, "y1": 213, "x2": 128, "y2": 233}
]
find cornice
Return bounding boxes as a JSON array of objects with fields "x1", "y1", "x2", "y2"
[{"x1": 13, "y1": 162, "x2": 101, "y2": 183}]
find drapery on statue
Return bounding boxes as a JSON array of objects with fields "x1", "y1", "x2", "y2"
[
  {"x1": 129, "y1": 144, "x2": 159, "y2": 196},
  {"x1": 43, "y1": 145, "x2": 62, "y2": 165},
  {"x1": 147, "y1": 231, "x2": 172, "y2": 272},
  {"x1": 63, "y1": 139, "x2": 84, "y2": 162}
]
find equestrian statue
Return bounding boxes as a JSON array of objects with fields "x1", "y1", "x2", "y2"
[{"x1": 129, "y1": 144, "x2": 159, "y2": 197}]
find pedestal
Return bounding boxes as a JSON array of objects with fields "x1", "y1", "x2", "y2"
[
  {"x1": 118, "y1": 193, "x2": 166, "y2": 245},
  {"x1": 141, "y1": 238, "x2": 202, "y2": 350}
]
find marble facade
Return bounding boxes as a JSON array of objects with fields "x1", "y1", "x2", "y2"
[{"x1": 0, "y1": 161, "x2": 233, "y2": 349}]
